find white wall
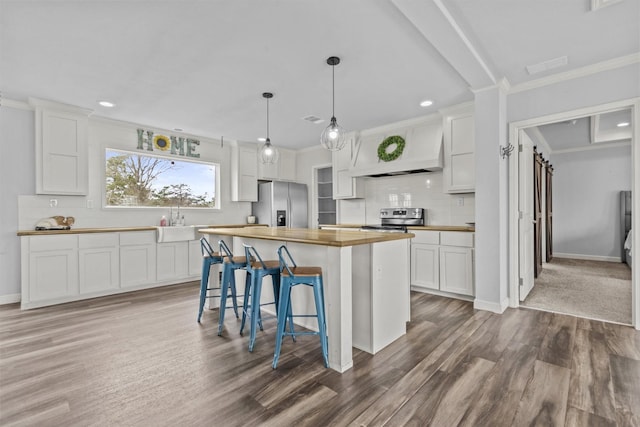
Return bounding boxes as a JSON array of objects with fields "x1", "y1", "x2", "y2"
[
  {"x1": 0, "y1": 106, "x2": 35, "y2": 302},
  {"x1": 553, "y1": 145, "x2": 631, "y2": 260},
  {"x1": 338, "y1": 172, "x2": 475, "y2": 225},
  {"x1": 1, "y1": 105, "x2": 254, "y2": 300}
]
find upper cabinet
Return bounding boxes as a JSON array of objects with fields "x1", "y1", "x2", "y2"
[
  {"x1": 332, "y1": 132, "x2": 364, "y2": 199},
  {"x1": 230, "y1": 141, "x2": 258, "y2": 202},
  {"x1": 258, "y1": 147, "x2": 296, "y2": 181},
  {"x1": 441, "y1": 103, "x2": 475, "y2": 193},
  {"x1": 30, "y1": 98, "x2": 92, "y2": 195}
]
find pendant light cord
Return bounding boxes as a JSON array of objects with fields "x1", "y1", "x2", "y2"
[
  {"x1": 332, "y1": 64, "x2": 335, "y2": 118},
  {"x1": 266, "y1": 96, "x2": 270, "y2": 140}
]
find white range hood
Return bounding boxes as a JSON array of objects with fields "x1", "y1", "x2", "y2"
[{"x1": 349, "y1": 117, "x2": 443, "y2": 178}]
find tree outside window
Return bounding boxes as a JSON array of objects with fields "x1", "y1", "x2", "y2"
[{"x1": 105, "y1": 149, "x2": 217, "y2": 208}]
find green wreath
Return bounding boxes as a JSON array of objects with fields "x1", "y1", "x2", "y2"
[{"x1": 377, "y1": 135, "x2": 405, "y2": 162}]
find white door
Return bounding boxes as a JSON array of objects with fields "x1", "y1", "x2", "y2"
[{"x1": 519, "y1": 131, "x2": 535, "y2": 300}]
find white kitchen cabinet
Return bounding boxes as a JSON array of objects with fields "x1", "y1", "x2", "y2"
[
  {"x1": 78, "y1": 233, "x2": 119, "y2": 293},
  {"x1": 157, "y1": 241, "x2": 189, "y2": 281},
  {"x1": 189, "y1": 239, "x2": 202, "y2": 276},
  {"x1": 30, "y1": 98, "x2": 92, "y2": 195},
  {"x1": 410, "y1": 230, "x2": 474, "y2": 298},
  {"x1": 332, "y1": 132, "x2": 364, "y2": 199},
  {"x1": 230, "y1": 141, "x2": 258, "y2": 202},
  {"x1": 258, "y1": 147, "x2": 296, "y2": 181},
  {"x1": 120, "y1": 231, "x2": 157, "y2": 288},
  {"x1": 411, "y1": 244, "x2": 439, "y2": 290},
  {"x1": 442, "y1": 103, "x2": 475, "y2": 193},
  {"x1": 24, "y1": 235, "x2": 79, "y2": 305}
]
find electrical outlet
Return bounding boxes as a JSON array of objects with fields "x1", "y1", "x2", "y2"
[
  {"x1": 457, "y1": 197, "x2": 464, "y2": 207},
  {"x1": 49, "y1": 199, "x2": 58, "y2": 208},
  {"x1": 86, "y1": 199, "x2": 94, "y2": 209}
]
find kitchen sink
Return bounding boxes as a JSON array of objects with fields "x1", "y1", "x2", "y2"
[{"x1": 156, "y1": 225, "x2": 197, "y2": 243}]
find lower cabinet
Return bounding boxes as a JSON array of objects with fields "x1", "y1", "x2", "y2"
[
  {"x1": 410, "y1": 230, "x2": 474, "y2": 298},
  {"x1": 79, "y1": 233, "x2": 119, "y2": 293},
  {"x1": 157, "y1": 241, "x2": 189, "y2": 281},
  {"x1": 120, "y1": 231, "x2": 157, "y2": 288},
  {"x1": 26, "y1": 235, "x2": 79, "y2": 303},
  {"x1": 20, "y1": 229, "x2": 204, "y2": 309}
]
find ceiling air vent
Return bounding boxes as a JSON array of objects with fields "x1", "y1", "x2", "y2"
[
  {"x1": 526, "y1": 56, "x2": 568, "y2": 75},
  {"x1": 302, "y1": 115, "x2": 325, "y2": 124}
]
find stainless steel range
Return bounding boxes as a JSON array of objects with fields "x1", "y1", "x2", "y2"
[{"x1": 360, "y1": 208, "x2": 425, "y2": 233}]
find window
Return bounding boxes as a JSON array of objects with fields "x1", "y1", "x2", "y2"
[{"x1": 105, "y1": 149, "x2": 219, "y2": 209}]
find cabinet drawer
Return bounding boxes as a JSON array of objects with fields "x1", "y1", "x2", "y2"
[
  {"x1": 79, "y1": 233, "x2": 119, "y2": 249},
  {"x1": 29, "y1": 235, "x2": 77, "y2": 251},
  {"x1": 120, "y1": 231, "x2": 156, "y2": 246},
  {"x1": 440, "y1": 232, "x2": 474, "y2": 247},
  {"x1": 411, "y1": 230, "x2": 440, "y2": 245}
]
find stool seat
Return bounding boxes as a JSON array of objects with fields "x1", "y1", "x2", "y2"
[
  {"x1": 250, "y1": 260, "x2": 280, "y2": 270},
  {"x1": 225, "y1": 256, "x2": 251, "y2": 264},
  {"x1": 282, "y1": 266, "x2": 322, "y2": 277}
]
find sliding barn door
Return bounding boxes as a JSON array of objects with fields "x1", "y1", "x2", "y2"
[
  {"x1": 534, "y1": 148, "x2": 543, "y2": 278},
  {"x1": 545, "y1": 162, "x2": 553, "y2": 262}
]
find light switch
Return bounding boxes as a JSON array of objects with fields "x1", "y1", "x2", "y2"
[{"x1": 457, "y1": 197, "x2": 464, "y2": 207}]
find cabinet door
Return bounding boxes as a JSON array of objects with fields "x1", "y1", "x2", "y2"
[
  {"x1": 332, "y1": 133, "x2": 363, "y2": 199},
  {"x1": 411, "y1": 243, "x2": 439, "y2": 290},
  {"x1": 439, "y1": 246, "x2": 474, "y2": 296},
  {"x1": 120, "y1": 244, "x2": 156, "y2": 287},
  {"x1": 188, "y1": 239, "x2": 202, "y2": 276},
  {"x1": 231, "y1": 143, "x2": 258, "y2": 202},
  {"x1": 443, "y1": 105, "x2": 475, "y2": 193},
  {"x1": 157, "y1": 242, "x2": 189, "y2": 281},
  {"x1": 35, "y1": 106, "x2": 90, "y2": 195},
  {"x1": 277, "y1": 149, "x2": 297, "y2": 181},
  {"x1": 28, "y1": 235, "x2": 79, "y2": 302},
  {"x1": 79, "y1": 247, "x2": 119, "y2": 293}
]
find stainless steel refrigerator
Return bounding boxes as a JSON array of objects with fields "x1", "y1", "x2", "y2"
[{"x1": 252, "y1": 181, "x2": 308, "y2": 228}]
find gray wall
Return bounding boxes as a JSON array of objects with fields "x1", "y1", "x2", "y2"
[
  {"x1": 553, "y1": 145, "x2": 631, "y2": 260},
  {"x1": 0, "y1": 106, "x2": 34, "y2": 302}
]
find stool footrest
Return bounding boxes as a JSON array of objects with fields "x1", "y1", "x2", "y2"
[{"x1": 282, "y1": 331, "x2": 319, "y2": 337}]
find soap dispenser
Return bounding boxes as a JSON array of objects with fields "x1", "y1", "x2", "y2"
[{"x1": 160, "y1": 215, "x2": 167, "y2": 227}]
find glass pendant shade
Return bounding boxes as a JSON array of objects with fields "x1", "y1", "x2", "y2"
[
  {"x1": 320, "y1": 116, "x2": 346, "y2": 151},
  {"x1": 259, "y1": 138, "x2": 279, "y2": 164},
  {"x1": 321, "y1": 56, "x2": 346, "y2": 151},
  {"x1": 259, "y1": 92, "x2": 278, "y2": 164}
]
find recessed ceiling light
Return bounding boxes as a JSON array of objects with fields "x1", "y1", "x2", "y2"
[
  {"x1": 617, "y1": 122, "x2": 630, "y2": 127},
  {"x1": 257, "y1": 137, "x2": 267, "y2": 142},
  {"x1": 173, "y1": 128, "x2": 183, "y2": 132},
  {"x1": 420, "y1": 100, "x2": 433, "y2": 107},
  {"x1": 98, "y1": 101, "x2": 115, "y2": 108}
]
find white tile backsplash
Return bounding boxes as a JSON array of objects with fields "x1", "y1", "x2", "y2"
[{"x1": 338, "y1": 171, "x2": 475, "y2": 226}]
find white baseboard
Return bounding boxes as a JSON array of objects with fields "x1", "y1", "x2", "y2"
[
  {"x1": 553, "y1": 253, "x2": 622, "y2": 263},
  {"x1": 474, "y1": 297, "x2": 509, "y2": 314},
  {"x1": 0, "y1": 293, "x2": 21, "y2": 305}
]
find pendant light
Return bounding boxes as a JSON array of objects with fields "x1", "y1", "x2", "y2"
[
  {"x1": 320, "y1": 56, "x2": 347, "y2": 151},
  {"x1": 259, "y1": 92, "x2": 279, "y2": 164}
]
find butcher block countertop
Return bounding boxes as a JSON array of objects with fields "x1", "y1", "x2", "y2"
[
  {"x1": 319, "y1": 224, "x2": 475, "y2": 232},
  {"x1": 199, "y1": 227, "x2": 415, "y2": 247},
  {"x1": 17, "y1": 224, "x2": 267, "y2": 236}
]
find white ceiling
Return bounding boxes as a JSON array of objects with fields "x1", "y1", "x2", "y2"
[{"x1": 1, "y1": 0, "x2": 638, "y2": 149}]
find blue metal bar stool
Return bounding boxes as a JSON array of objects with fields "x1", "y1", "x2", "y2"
[
  {"x1": 239, "y1": 243, "x2": 290, "y2": 352},
  {"x1": 197, "y1": 237, "x2": 230, "y2": 323},
  {"x1": 272, "y1": 245, "x2": 329, "y2": 369},
  {"x1": 217, "y1": 239, "x2": 251, "y2": 336}
]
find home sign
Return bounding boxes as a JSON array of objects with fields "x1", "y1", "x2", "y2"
[{"x1": 136, "y1": 128, "x2": 200, "y2": 158}]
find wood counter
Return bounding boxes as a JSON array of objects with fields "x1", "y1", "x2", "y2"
[
  {"x1": 17, "y1": 224, "x2": 267, "y2": 236},
  {"x1": 198, "y1": 226, "x2": 414, "y2": 247}
]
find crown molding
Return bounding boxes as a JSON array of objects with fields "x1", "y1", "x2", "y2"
[
  {"x1": 471, "y1": 77, "x2": 511, "y2": 95},
  {"x1": 552, "y1": 140, "x2": 631, "y2": 155},
  {"x1": 509, "y1": 53, "x2": 640, "y2": 94},
  {"x1": 0, "y1": 98, "x2": 32, "y2": 111},
  {"x1": 526, "y1": 126, "x2": 553, "y2": 156}
]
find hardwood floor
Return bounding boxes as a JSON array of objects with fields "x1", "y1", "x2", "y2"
[{"x1": 1, "y1": 282, "x2": 639, "y2": 426}]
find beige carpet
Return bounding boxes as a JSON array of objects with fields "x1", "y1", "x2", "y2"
[{"x1": 521, "y1": 258, "x2": 632, "y2": 325}]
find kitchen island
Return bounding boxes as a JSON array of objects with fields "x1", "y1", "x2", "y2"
[{"x1": 198, "y1": 227, "x2": 414, "y2": 373}]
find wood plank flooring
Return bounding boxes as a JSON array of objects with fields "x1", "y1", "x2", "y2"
[{"x1": 1, "y1": 282, "x2": 639, "y2": 426}]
